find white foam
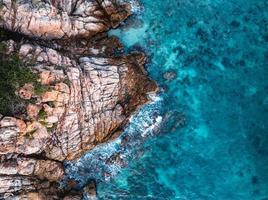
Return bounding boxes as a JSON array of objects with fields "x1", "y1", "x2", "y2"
[
  {"x1": 65, "y1": 92, "x2": 164, "y2": 183},
  {"x1": 141, "y1": 116, "x2": 163, "y2": 137},
  {"x1": 147, "y1": 92, "x2": 162, "y2": 102},
  {"x1": 128, "y1": 0, "x2": 142, "y2": 13}
]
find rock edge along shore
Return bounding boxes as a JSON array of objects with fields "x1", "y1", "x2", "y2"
[{"x1": 0, "y1": 0, "x2": 157, "y2": 199}]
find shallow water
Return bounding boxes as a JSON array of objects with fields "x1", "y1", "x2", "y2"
[{"x1": 66, "y1": 0, "x2": 268, "y2": 199}]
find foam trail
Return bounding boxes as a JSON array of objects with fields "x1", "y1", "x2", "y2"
[{"x1": 64, "y1": 93, "x2": 163, "y2": 187}]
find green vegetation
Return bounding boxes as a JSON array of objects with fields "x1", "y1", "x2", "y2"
[
  {"x1": 0, "y1": 43, "x2": 37, "y2": 115},
  {"x1": 39, "y1": 120, "x2": 57, "y2": 133},
  {"x1": 47, "y1": 123, "x2": 57, "y2": 133},
  {"x1": 47, "y1": 101, "x2": 55, "y2": 108},
  {"x1": 34, "y1": 83, "x2": 51, "y2": 95},
  {"x1": 63, "y1": 78, "x2": 72, "y2": 87},
  {"x1": 24, "y1": 130, "x2": 35, "y2": 139},
  {"x1": 39, "y1": 120, "x2": 48, "y2": 126},
  {"x1": 0, "y1": 42, "x2": 6, "y2": 52},
  {"x1": 0, "y1": 39, "x2": 50, "y2": 116},
  {"x1": 38, "y1": 109, "x2": 47, "y2": 119}
]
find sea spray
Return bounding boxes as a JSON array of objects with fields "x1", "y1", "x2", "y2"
[
  {"x1": 64, "y1": 94, "x2": 164, "y2": 187},
  {"x1": 98, "y1": 0, "x2": 268, "y2": 199},
  {"x1": 120, "y1": 0, "x2": 143, "y2": 14},
  {"x1": 68, "y1": 0, "x2": 268, "y2": 198}
]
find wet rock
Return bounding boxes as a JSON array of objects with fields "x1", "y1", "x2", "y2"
[
  {"x1": 106, "y1": 153, "x2": 121, "y2": 164},
  {"x1": 83, "y1": 181, "x2": 97, "y2": 200},
  {"x1": 63, "y1": 194, "x2": 83, "y2": 200},
  {"x1": 196, "y1": 27, "x2": 209, "y2": 42},
  {"x1": 163, "y1": 70, "x2": 177, "y2": 81},
  {"x1": 230, "y1": 20, "x2": 240, "y2": 28},
  {"x1": 187, "y1": 17, "x2": 197, "y2": 27},
  {"x1": 162, "y1": 111, "x2": 186, "y2": 133}
]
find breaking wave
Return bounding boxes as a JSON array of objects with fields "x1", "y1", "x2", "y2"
[{"x1": 64, "y1": 93, "x2": 163, "y2": 187}]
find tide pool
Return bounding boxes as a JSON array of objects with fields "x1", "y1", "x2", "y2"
[{"x1": 66, "y1": 0, "x2": 268, "y2": 199}]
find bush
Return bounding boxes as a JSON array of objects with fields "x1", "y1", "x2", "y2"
[
  {"x1": 0, "y1": 28, "x2": 52, "y2": 116},
  {"x1": 0, "y1": 42, "x2": 38, "y2": 116}
]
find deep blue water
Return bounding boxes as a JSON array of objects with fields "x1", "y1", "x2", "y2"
[{"x1": 66, "y1": 0, "x2": 268, "y2": 199}]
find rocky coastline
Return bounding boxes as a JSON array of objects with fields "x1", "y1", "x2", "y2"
[{"x1": 0, "y1": 0, "x2": 156, "y2": 199}]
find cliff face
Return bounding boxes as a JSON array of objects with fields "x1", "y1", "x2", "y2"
[
  {"x1": 0, "y1": 0, "x2": 131, "y2": 39},
  {"x1": 0, "y1": 0, "x2": 156, "y2": 199}
]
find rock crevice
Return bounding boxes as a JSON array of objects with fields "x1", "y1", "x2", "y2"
[
  {"x1": 0, "y1": 0, "x2": 131, "y2": 39},
  {"x1": 0, "y1": 0, "x2": 156, "y2": 199}
]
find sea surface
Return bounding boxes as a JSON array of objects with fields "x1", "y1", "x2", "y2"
[{"x1": 65, "y1": 0, "x2": 268, "y2": 199}]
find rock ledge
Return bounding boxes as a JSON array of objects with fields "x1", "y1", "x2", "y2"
[{"x1": 0, "y1": 0, "x2": 156, "y2": 199}]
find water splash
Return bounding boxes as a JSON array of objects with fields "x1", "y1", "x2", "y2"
[{"x1": 65, "y1": 93, "x2": 164, "y2": 187}]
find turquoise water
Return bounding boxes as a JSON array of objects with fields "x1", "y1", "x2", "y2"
[{"x1": 66, "y1": 0, "x2": 268, "y2": 199}]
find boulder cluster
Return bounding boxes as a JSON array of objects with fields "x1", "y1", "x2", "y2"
[{"x1": 0, "y1": 0, "x2": 156, "y2": 199}]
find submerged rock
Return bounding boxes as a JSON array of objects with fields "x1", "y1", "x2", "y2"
[
  {"x1": 83, "y1": 181, "x2": 97, "y2": 200},
  {"x1": 163, "y1": 70, "x2": 177, "y2": 81},
  {"x1": 0, "y1": 0, "x2": 157, "y2": 199}
]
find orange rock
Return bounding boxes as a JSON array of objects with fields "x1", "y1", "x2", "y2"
[
  {"x1": 27, "y1": 104, "x2": 41, "y2": 119},
  {"x1": 41, "y1": 90, "x2": 59, "y2": 102},
  {"x1": 16, "y1": 119, "x2": 27, "y2": 133},
  {"x1": 25, "y1": 121, "x2": 40, "y2": 133},
  {"x1": 34, "y1": 160, "x2": 64, "y2": 182},
  {"x1": 40, "y1": 71, "x2": 55, "y2": 85},
  {"x1": 43, "y1": 104, "x2": 54, "y2": 115},
  {"x1": 55, "y1": 82, "x2": 70, "y2": 93},
  {"x1": 26, "y1": 193, "x2": 44, "y2": 200},
  {"x1": 18, "y1": 83, "x2": 34, "y2": 100}
]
